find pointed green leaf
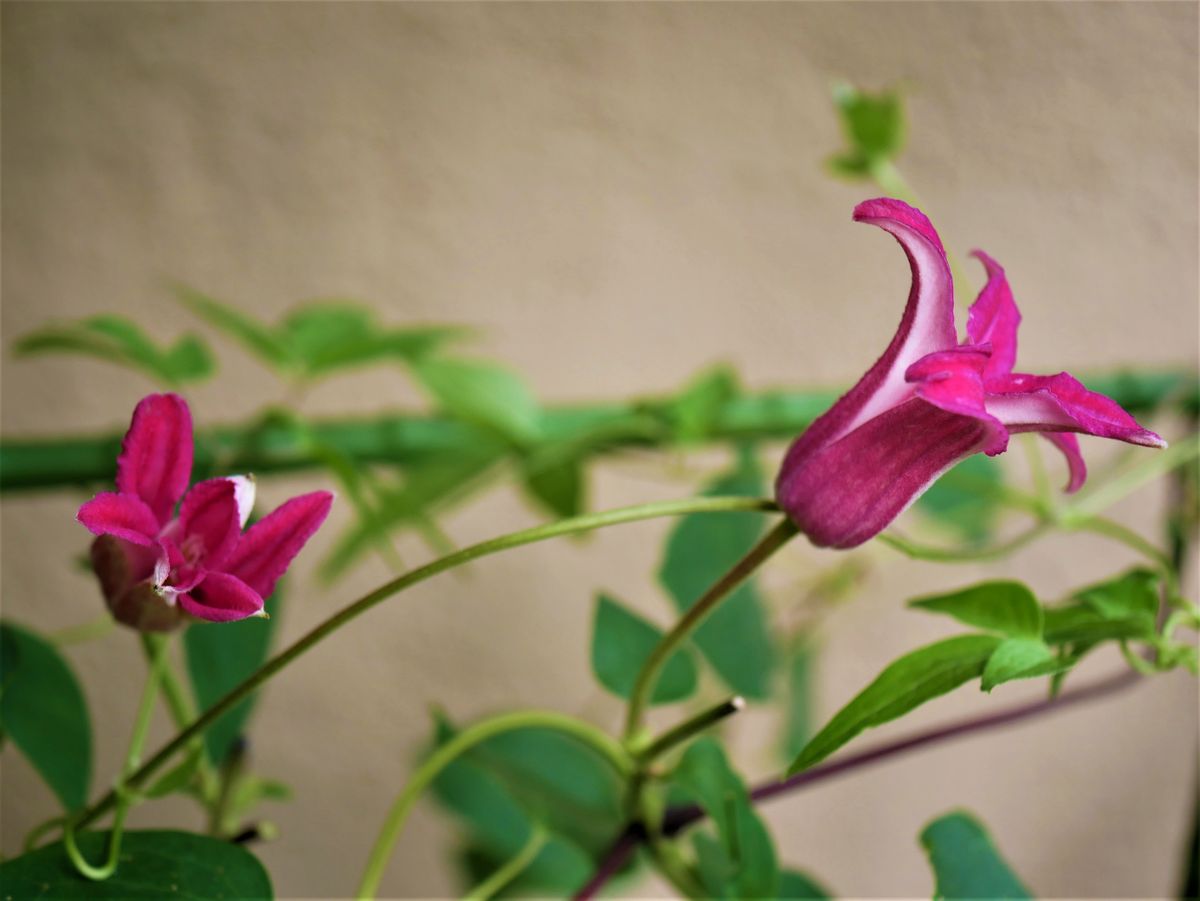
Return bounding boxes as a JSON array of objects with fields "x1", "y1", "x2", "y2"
[
  {"x1": 790, "y1": 634, "x2": 1001, "y2": 774},
  {"x1": 184, "y1": 590, "x2": 280, "y2": 765},
  {"x1": 673, "y1": 738, "x2": 779, "y2": 899},
  {"x1": 0, "y1": 830, "x2": 273, "y2": 899},
  {"x1": 0, "y1": 622, "x2": 92, "y2": 811},
  {"x1": 981, "y1": 638, "x2": 1066, "y2": 692},
  {"x1": 1074, "y1": 568, "x2": 1159, "y2": 625},
  {"x1": 176, "y1": 286, "x2": 295, "y2": 372},
  {"x1": 523, "y1": 456, "x2": 585, "y2": 519},
  {"x1": 920, "y1": 810, "x2": 1032, "y2": 899},
  {"x1": 411, "y1": 357, "x2": 541, "y2": 445},
  {"x1": 659, "y1": 448, "x2": 776, "y2": 699},
  {"x1": 13, "y1": 316, "x2": 214, "y2": 386},
  {"x1": 910, "y1": 582, "x2": 1043, "y2": 640},
  {"x1": 590, "y1": 593, "x2": 697, "y2": 704}
]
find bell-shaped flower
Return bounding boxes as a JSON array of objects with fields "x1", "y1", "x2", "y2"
[
  {"x1": 776, "y1": 198, "x2": 1164, "y2": 549},
  {"x1": 78, "y1": 393, "x2": 333, "y2": 629}
]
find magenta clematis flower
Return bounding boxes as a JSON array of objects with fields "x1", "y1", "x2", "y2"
[
  {"x1": 776, "y1": 198, "x2": 1164, "y2": 550},
  {"x1": 78, "y1": 394, "x2": 333, "y2": 630}
]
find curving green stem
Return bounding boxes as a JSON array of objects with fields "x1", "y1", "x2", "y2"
[
  {"x1": 461, "y1": 824, "x2": 548, "y2": 901},
  {"x1": 63, "y1": 633, "x2": 168, "y2": 880},
  {"x1": 355, "y1": 710, "x2": 631, "y2": 899},
  {"x1": 69, "y1": 496, "x2": 778, "y2": 833},
  {"x1": 623, "y1": 518, "x2": 798, "y2": 742}
]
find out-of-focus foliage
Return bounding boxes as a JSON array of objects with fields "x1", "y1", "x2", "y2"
[
  {"x1": 14, "y1": 315, "x2": 214, "y2": 386},
  {"x1": 0, "y1": 622, "x2": 92, "y2": 811},
  {"x1": 0, "y1": 830, "x2": 273, "y2": 899},
  {"x1": 590, "y1": 593, "x2": 698, "y2": 704},
  {"x1": 826, "y1": 81, "x2": 906, "y2": 180},
  {"x1": 920, "y1": 811, "x2": 1032, "y2": 899}
]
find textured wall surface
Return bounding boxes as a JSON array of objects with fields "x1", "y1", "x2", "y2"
[{"x1": 2, "y1": 3, "x2": 1197, "y2": 898}]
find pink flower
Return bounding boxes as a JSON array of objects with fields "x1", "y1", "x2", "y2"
[
  {"x1": 78, "y1": 394, "x2": 333, "y2": 629},
  {"x1": 776, "y1": 198, "x2": 1164, "y2": 549}
]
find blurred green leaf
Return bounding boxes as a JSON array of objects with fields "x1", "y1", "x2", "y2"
[
  {"x1": 920, "y1": 810, "x2": 1032, "y2": 899},
  {"x1": 980, "y1": 638, "x2": 1065, "y2": 692},
  {"x1": 522, "y1": 455, "x2": 585, "y2": 519},
  {"x1": 781, "y1": 639, "x2": 815, "y2": 764},
  {"x1": 790, "y1": 634, "x2": 1001, "y2": 774},
  {"x1": 14, "y1": 315, "x2": 215, "y2": 386},
  {"x1": 428, "y1": 713, "x2": 619, "y2": 894},
  {"x1": 670, "y1": 365, "x2": 740, "y2": 443},
  {"x1": 411, "y1": 357, "x2": 542, "y2": 445},
  {"x1": 778, "y1": 869, "x2": 834, "y2": 899},
  {"x1": 827, "y1": 81, "x2": 906, "y2": 178},
  {"x1": 673, "y1": 738, "x2": 779, "y2": 899},
  {"x1": 184, "y1": 589, "x2": 280, "y2": 765},
  {"x1": 1074, "y1": 568, "x2": 1159, "y2": 626},
  {"x1": 910, "y1": 581, "x2": 1043, "y2": 640},
  {"x1": 916, "y1": 456, "x2": 1005, "y2": 545},
  {"x1": 176, "y1": 286, "x2": 295, "y2": 372},
  {"x1": 282, "y1": 302, "x2": 468, "y2": 377},
  {"x1": 321, "y1": 446, "x2": 503, "y2": 580},
  {"x1": 0, "y1": 622, "x2": 92, "y2": 811},
  {"x1": 659, "y1": 447, "x2": 776, "y2": 699},
  {"x1": 590, "y1": 593, "x2": 698, "y2": 704},
  {"x1": 0, "y1": 830, "x2": 273, "y2": 899}
]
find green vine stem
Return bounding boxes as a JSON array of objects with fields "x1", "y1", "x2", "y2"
[
  {"x1": 461, "y1": 823, "x2": 548, "y2": 901},
  {"x1": 68, "y1": 496, "x2": 778, "y2": 834},
  {"x1": 636, "y1": 696, "x2": 746, "y2": 764},
  {"x1": 623, "y1": 519, "x2": 799, "y2": 741},
  {"x1": 63, "y1": 633, "x2": 169, "y2": 880},
  {"x1": 2, "y1": 373, "x2": 1190, "y2": 492},
  {"x1": 355, "y1": 710, "x2": 632, "y2": 899}
]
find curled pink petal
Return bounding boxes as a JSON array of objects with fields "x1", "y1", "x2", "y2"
[
  {"x1": 1042, "y1": 432, "x2": 1087, "y2": 493},
  {"x1": 178, "y1": 478, "x2": 242, "y2": 570},
  {"x1": 225, "y1": 491, "x2": 334, "y2": 599},
  {"x1": 777, "y1": 398, "x2": 992, "y2": 549},
  {"x1": 777, "y1": 199, "x2": 958, "y2": 487},
  {"x1": 116, "y1": 394, "x2": 193, "y2": 526},
  {"x1": 906, "y1": 345, "x2": 1008, "y2": 455},
  {"x1": 179, "y1": 572, "x2": 264, "y2": 623},
  {"x1": 77, "y1": 493, "x2": 161, "y2": 547},
  {"x1": 986, "y1": 372, "x2": 1166, "y2": 447},
  {"x1": 966, "y1": 250, "x2": 1021, "y2": 380}
]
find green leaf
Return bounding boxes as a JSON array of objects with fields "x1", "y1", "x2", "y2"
[
  {"x1": 176, "y1": 286, "x2": 295, "y2": 372},
  {"x1": 410, "y1": 357, "x2": 541, "y2": 445},
  {"x1": 916, "y1": 455, "x2": 1005, "y2": 545},
  {"x1": 920, "y1": 810, "x2": 1033, "y2": 900},
  {"x1": 0, "y1": 829, "x2": 273, "y2": 899},
  {"x1": 790, "y1": 634, "x2": 1002, "y2": 774},
  {"x1": 13, "y1": 315, "x2": 215, "y2": 386},
  {"x1": 522, "y1": 455, "x2": 585, "y2": 519},
  {"x1": 781, "y1": 639, "x2": 815, "y2": 764},
  {"x1": 981, "y1": 638, "x2": 1066, "y2": 692},
  {"x1": 428, "y1": 714, "x2": 616, "y2": 894},
  {"x1": 659, "y1": 447, "x2": 776, "y2": 699},
  {"x1": 673, "y1": 738, "x2": 779, "y2": 899},
  {"x1": 830, "y1": 81, "x2": 906, "y2": 163},
  {"x1": 1074, "y1": 568, "x2": 1160, "y2": 626},
  {"x1": 670, "y1": 366, "x2": 739, "y2": 443},
  {"x1": 778, "y1": 868, "x2": 834, "y2": 899},
  {"x1": 590, "y1": 593, "x2": 698, "y2": 704},
  {"x1": 0, "y1": 622, "x2": 92, "y2": 811},
  {"x1": 910, "y1": 581, "x2": 1043, "y2": 640},
  {"x1": 184, "y1": 590, "x2": 280, "y2": 765}
]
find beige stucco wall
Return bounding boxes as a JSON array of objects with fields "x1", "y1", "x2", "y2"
[{"x1": 2, "y1": 3, "x2": 1197, "y2": 898}]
